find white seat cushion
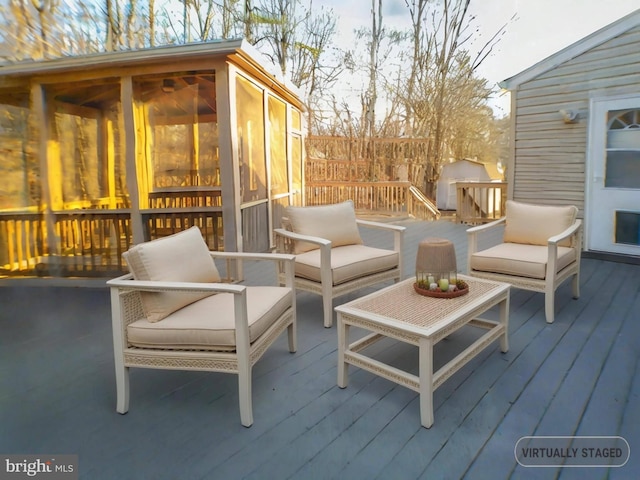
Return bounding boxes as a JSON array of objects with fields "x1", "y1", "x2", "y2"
[
  {"x1": 127, "y1": 286, "x2": 292, "y2": 350},
  {"x1": 123, "y1": 226, "x2": 221, "y2": 322},
  {"x1": 294, "y1": 244, "x2": 398, "y2": 285},
  {"x1": 286, "y1": 200, "x2": 363, "y2": 253},
  {"x1": 470, "y1": 243, "x2": 576, "y2": 280}
]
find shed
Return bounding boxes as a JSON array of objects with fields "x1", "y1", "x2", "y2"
[
  {"x1": 436, "y1": 158, "x2": 491, "y2": 210},
  {"x1": 500, "y1": 8, "x2": 640, "y2": 260},
  {"x1": 0, "y1": 39, "x2": 306, "y2": 278}
]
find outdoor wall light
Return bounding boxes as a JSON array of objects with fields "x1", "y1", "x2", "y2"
[{"x1": 559, "y1": 109, "x2": 579, "y2": 123}]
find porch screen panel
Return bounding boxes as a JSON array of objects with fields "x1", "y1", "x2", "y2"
[
  {"x1": 47, "y1": 81, "x2": 126, "y2": 211},
  {"x1": 0, "y1": 104, "x2": 38, "y2": 210},
  {"x1": 290, "y1": 108, "x2": 303, "y2": 206},
  {"x1": 235, "y1": 76, "x2": 267, "y2": 203},
  {"x1": 141, "y1": 74, "x2": 220, "y2": 189},
  {"x1": 268, "y1": 95, "x2": 288, "y2": 196},
  {"x1": 55, "y1": 113, "x2": 101, "y2": 208}
]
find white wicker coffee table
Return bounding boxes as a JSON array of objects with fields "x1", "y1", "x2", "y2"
[{"x1": 335, "y1": 275, "x2": 510, "y2": 428}]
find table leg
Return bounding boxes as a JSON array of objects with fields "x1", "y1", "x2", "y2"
[
  {"x1": 337, "y1": 312, "x2": 349, "y2": 388},
  {"x1": 418, "y1": 337, "x2": 434, "y2": 428},
  {"x1": 499, "y1": 295, "x2": 510, "y2": 353}
]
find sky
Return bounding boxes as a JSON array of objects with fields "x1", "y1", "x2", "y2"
[{"x1": 314, "y1": 0, "x2": 640, "y2": 116}]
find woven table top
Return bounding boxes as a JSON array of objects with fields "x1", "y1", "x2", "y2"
[{"x1": 342, "y1": 276, "x2": 506, "y2": 330}]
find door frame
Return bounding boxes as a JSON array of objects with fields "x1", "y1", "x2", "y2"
[{"x1": 586, "y1": 92, "x2": 640, "y2": 255}]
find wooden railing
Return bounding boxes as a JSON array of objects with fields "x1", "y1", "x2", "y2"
[
  {"x1": 455, "y1": 182, "x2": 507, "y2": 224},
  {"x1": 407, "y1": 185, "x2": 441, "y2": 220},
  {"x1": 148, "y1": 188, "x2": 222, "y2": 208},
  {"x1": 0, "y1": 208, "x2": 223, "y2": 277},
  {"x1": 142, "y1": 209, "x2": 223, "y2": 251},
  {"x1": 0, "y1": 211, "x2": 45, "y2": 273},
  {"x1": 0, "y1": 210, "x2": 132, "y2": 276},
  {"x1": 304, "y1": 181, "x2": 439, "y2": 221}
]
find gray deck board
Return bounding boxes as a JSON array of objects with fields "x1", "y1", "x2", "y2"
[
  {"x1": 465, "y1": 260, "x2": 633, "y2": 480},
  {"x1": 1, "y1": 218, "x2": 639, "y2": 480}
]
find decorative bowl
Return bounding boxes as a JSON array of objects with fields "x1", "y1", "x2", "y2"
[{"x1": 413, "y1": 280, "x2": 469, "y2": 298}]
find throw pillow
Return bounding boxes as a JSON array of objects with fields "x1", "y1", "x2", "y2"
[{"x1": 123, "y1": 226, "x2": 221, "y2": 322}]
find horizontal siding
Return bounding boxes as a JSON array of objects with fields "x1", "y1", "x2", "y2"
[
  {"x1": 512, "y1": 25, "x2": 640, "y2": 213},
  {"x1": 515, "y1": 71, "x2": 640, "y2": 112},
  {"x1": 521, "y1": 29, "x2": 640, "y2": 91}
]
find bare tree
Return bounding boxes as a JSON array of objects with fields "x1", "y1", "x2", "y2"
[
  {"x1": 251, "y1": 0, "x2": 340, "y2": 135},
  {"x1": 219, "y1": 0, "x2": 242, "y2": 38},
  {"x1": 403, "y1": 0, "x2": 429, "y2": 136},
  {"x1": 363, "y1": 0, "x2": 382, "y2": 178},
  {"x1": 254, "y1": 0, "x2": 299, "y2": 75},
  {"x1": 243, "y1": 0, "x2": 256, "y2": 42},
  {"x1": 105, "y1": 0, "x2": 147, "y2": 50},
  {"x1": 148, "y1": 0, "x2": 156, "y2": 46},
  {"x1": 105, "y1": 0, "x2": 121, "y2": 51},
  {"x1": 0, "y1": 0, "x2": 62, "y2": 60},
  {"x1": 391, "y1": 0, "x2": 508, "y2": 196}
]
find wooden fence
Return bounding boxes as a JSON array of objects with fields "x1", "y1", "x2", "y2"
[{"x1": 306, "y1": 136, "x2": 429, "y2": 163}]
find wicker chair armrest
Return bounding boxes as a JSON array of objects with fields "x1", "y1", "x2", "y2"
[
  {"x1": 210, "y1": 251, "x2": 294, "y2": 262},
  {"x1": 466, "y1": 216, "x2": 506, "y2": 235},
  {"x1": 107, "y1": 274, "x2": 246, "y2": 295},
  {"x1": 356, "y1": 219, "x2": 406, "y2": 233},
  {"x1": 467, "y1": 216, "x2": 505, "y2": 259}
]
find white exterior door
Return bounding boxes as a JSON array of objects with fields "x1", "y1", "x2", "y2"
[{"x1": 587, "y1": 95, "x2": 640, "y2": 256}]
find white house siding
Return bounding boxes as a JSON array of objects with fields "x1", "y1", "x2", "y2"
[{"x1": 510, "y1": 26, "x2": 640, "y2": 216}]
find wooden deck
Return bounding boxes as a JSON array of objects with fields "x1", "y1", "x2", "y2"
[{"x1": 1, "y1": 219, "x2": 639, "y2": 479}]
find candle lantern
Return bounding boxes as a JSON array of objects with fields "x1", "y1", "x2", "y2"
[{"x1": 415, "y1": 237, "x2": 458, "y2": 292}]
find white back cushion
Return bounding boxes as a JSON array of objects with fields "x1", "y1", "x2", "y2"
[
  {"x1": 123, "y1": 226, "x2": 221, "y2": 322},
  {"x1": 286, "y1": 200, "x2": 363, "y2": 253},
  {"x1": 503, "y1": 200, "x2": 577, "y2": 247}
]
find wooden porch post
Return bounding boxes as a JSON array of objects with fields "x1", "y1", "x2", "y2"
[
  {"x1": 32, "y1": 83, "x2": 62, "y2": 276},
  {"x1": 121, "y1": 76, "x2": 145, "y2": 244}
]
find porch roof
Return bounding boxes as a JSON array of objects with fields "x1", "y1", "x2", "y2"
[{"x1": 0, "y1": 38, "x2": 304, "y2": 109}]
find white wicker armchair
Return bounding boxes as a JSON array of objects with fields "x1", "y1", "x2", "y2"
[
  {"x1": 274, "y1": 201, "x2": 405, "y2": 328},
  {"x1": 467, "y1": 200, "x2": 582, "y2": 324},
  {"x1": 107, "y1": 226, "x2": 296, "y2": 427}
]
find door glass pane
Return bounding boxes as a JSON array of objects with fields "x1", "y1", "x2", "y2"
[
  {"x1": 606, "y1": 109, "x2": 640, "y2": 188},
  {"x1": 615, "y1": 211, "x2": 640, "y2": 246},
  {"x1": 605, "y1": 151, "x2": 640, "y2": 188}
]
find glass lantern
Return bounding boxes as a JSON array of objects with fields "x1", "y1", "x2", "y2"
[{"x1": 415, "y1": 237, "x2": 458, "y2": 292}]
